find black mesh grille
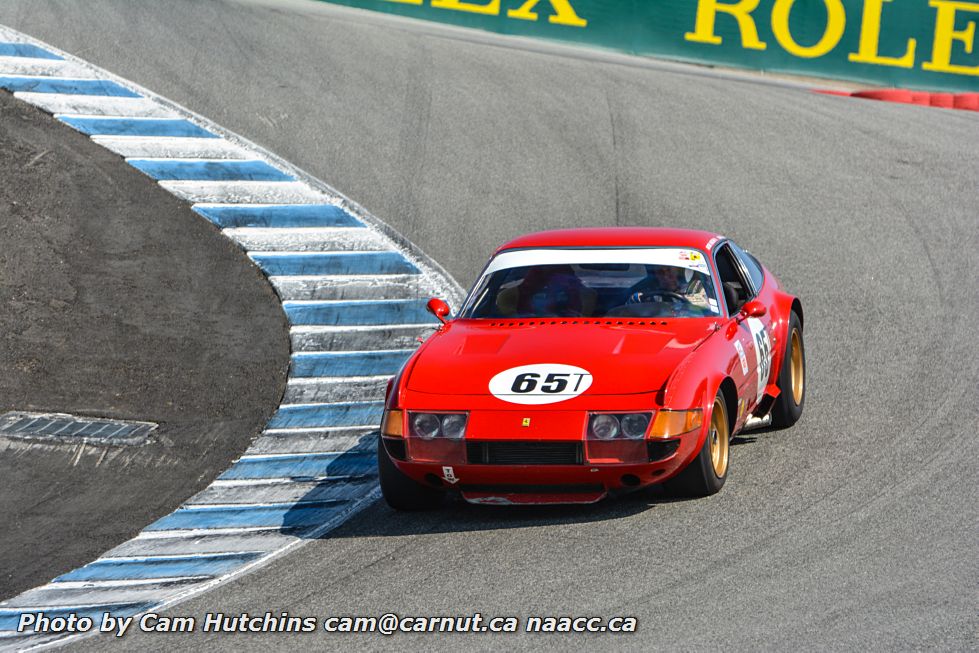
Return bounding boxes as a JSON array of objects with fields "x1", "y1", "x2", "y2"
[{"x1": 466, "y1": 441, "x2": 582, "y2": 465}]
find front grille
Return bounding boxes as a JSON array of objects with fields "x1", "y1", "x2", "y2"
[{"x1": 466, "y1": 441, "x2": 583, "y2": 465}]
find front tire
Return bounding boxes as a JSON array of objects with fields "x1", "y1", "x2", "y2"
[
  {"x1": 377, "y1": 437, "x2": 444, "y2": 510},
  {"x1": 771, "y1": 311, "x2": 805, "y2": 428},
  {"x1": 663, "y1": 391, "x2": 730, "y2": 497}
]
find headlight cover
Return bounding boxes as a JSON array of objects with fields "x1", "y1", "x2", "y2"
[
  {"x1": 440, "y1": 414, "x2": 468, "y2": 440},
  {"x1": 620, "y1": 413, "x2": 651, "y2": 439},
  {"x1": 408, "y1": 412, "x2": 468, "y2": 439},
  {"x1": 590, "y1": 414, "x2": 620, "y2": 440},
  {"x1": 588, "y1": 413, "x2": 652, "y2": 440},
  {"x1": 411, "y1": 413, "x2": 441, "y2": 439}
]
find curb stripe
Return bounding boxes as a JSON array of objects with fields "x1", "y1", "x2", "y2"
[
  {"x1": 188, "y1": 479, "x2": 373, "y2": 506},
  {"x1": 251, "y1": 252, "x2": 419, "y2": 277},
  {"x1": 214, "y1": 474, "x2": 371, "y2": 491},
  {"x1": 161, "y1": 180, "x2": 327, "y2": 203},
  {"x1": 43, "y1": 578, "x2": 209, "y2": 591},
  {"x1": 291, "y1": 350, "x2": 413, "y2": 377},
  {"x1": 267, "y1": 402, "x2": 384, "y2": 429},
  {"x1": 93, "y1": 136, "x2": 250, "y2": 159},
  {"x1": 291, "y1": 326, "x2": 432, "y2": 352},
  {"x1": 0, "y1": 57, "x2": 94, "y2": 79},
  {"x1": 127, "y1": 159, "x2": 295, "y2": 182},
  {"x1": 145, "y1": 502, "x2": 351, "y2": 531},
  {"x1": 283, "y1": 377, "x2": 390, "y2": 404},
  {"x1": 12, "y1": 93, "x2": 176, "y2": 118},
  {"x1": 53, "y1": 553, "x2": 264, "y2": 583},
  {"x1": 0, "y1": 76, "x2": 135, "y2": 96},
  {"x1": 57, "y1": 116, "x2": 218, "y2": 137},
  {"x1": 193, "y1": 204, "x2": 363, "y2": 229},
  {"x1": 274, "y1": 275, "x2": 427, "y2": 301},
  {"x1": 105, "y1": 533, "x2": 291, "y2": 559},
  {"x1": 3, "y1": 583, "x2": 207, "y2": 611},
  {"x1": 0, "y1": 26, "x2": 464, "y2": 650},
  {"x1": 0, "y1": 42, "x2": 62, "y2": 60},
  {"x1": 223, "y1": 227, "x2": 386, "y2": 253},
  {"x1": 260, "y1": 425, "x2": 377, "y2": 435},
  {"x1": 248, "y1": 430, "x2": 377, "y2": 454},
  {"x1": 284, "y1": 299, "x2": 432, "y2": 325}
]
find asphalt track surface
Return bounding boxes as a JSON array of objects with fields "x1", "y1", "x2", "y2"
[
  {"x1": 1, "y1": 0, "x2": 976, "y2": 650},
  {"x1": 0, "y1": 91, "x2": 289, "y2": 600}
]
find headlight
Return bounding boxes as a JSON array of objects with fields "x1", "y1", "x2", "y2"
[
  {"x1": 620, "y1": 413, "x2": 651, "y2": 439},
  {"x1": 440, "y1": 414, "x2": 468, "y2": 439},
  {"x1": 649, "y1": 409, "x2": 703, "y2": 438},
  {"x1": 588, "y1": 413, "x2": 652, "y2": 440},
  {"x1": 408, "y1": 412, "x2": 468, "y2": 439},
  {"x1": 411, "y1": 413, "x2": 441, "y2": 439},
  {"x1": 589, "y1": 414, "x2": 621, "y2": 440}
]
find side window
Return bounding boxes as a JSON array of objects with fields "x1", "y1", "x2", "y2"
[
  {"x1": 729, "y1": 242, "x2": 764, "y2": 294},
  {"x1": 714, "y1": 243, "x2": 751, "y2": 315}
]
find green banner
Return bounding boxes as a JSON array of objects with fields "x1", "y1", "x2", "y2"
[{"x1": 319, "y1": 0, "x2": 979, "y2": 92}]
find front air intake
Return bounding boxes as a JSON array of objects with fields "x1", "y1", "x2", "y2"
[
  {"x1": 466, "y1": 441, "x2": 583, "y2": 465},
  {"x1": 647, "y1": 439, "x2": 680, "y2": 461}
]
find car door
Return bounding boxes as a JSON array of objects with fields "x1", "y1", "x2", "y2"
[
  {"x1": 714, "y1": 242, "x2": 774, "y2": 420},
  {"x1": 729, "y1": 241, "x2": 776, "y2": 410}
]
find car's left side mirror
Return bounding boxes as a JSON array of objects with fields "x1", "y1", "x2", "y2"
[
  {"x1": 427, "y1": 298, "x2": 451, "y2": 324},
  {"x1": 738, "y1": 299, "x2": 766, "y2": 321}
]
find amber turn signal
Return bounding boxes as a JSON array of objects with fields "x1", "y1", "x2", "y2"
[
  {"x1": 649, "y1": 409, "x2": 703, "y2": 438},
  {"x1": 382, "y1": 409, "x2": 404, "y2": 437}
]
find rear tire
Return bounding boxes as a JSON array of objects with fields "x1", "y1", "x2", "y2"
[
  {"x1": 771, "y1": 311, "x2": 805, "y2": 428},
  {"x1": 377, "y1": 437, "x2": 444, "y2": 510},
  {"x1": 663, "y1": 391, "x2": 729, "y2": 497}
]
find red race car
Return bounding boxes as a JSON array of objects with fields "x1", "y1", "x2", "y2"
[{"x1": 378, "y1": 228, "x2": 805, "y2": 508}]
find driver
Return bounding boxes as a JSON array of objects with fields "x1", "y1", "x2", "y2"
[{"x1": 629, "y1": 266, "x2": 710, "y2": 312}]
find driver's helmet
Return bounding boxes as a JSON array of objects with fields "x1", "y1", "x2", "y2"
[{"x1": 517, "y1": 265, "x2": 583, "y2": 316}]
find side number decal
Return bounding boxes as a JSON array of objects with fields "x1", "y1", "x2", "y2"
[
  {"x1": 746, "y1": 317, "x2": 772, "y2": 404},
  {"x1": 489, "y1": 364, "x2": 593, "y2": 405}
]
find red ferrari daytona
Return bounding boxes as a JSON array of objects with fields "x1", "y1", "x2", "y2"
[{"x1": 378, "y1": 228, "x2": 805, "y2": 508}]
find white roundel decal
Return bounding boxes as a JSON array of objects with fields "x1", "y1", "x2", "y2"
[{"x1": 488, "y1": 364, "x2": 593, "y2": 405}]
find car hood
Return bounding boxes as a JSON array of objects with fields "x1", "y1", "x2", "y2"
[{"x1": 406, "y1": 319, "x2": 718, "y2": 399}]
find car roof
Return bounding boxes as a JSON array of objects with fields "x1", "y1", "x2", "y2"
[{"x1": 495, "y1": 227, "x2": 724, "y2": 254}]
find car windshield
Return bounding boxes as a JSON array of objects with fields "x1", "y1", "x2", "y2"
[{"x1": 461, "y1": 248, "x2": 721, "y2": 319}]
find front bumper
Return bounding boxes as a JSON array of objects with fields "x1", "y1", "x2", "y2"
[{"x1": 382, "y1": 431, "x2": 703, "y2": 505}]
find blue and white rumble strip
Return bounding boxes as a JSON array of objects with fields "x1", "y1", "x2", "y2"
[{"x1": 0, "y1": 26, "x2": 463, "y2": 651}]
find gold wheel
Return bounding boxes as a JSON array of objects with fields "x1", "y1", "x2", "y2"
[
  {"x1": 790, "y1": 328, "x2": 804, "y2": 405},
  {"x1": 709, "y1": 397, "x2": 729, "y2": 478}
]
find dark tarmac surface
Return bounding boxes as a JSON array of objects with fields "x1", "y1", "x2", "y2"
[
  {"x1": 0, "y1": 91, "x2": 289, "y2": 599},
  {"x1": 0, "y1": 1, "x2": 976, "y2": 650}
]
